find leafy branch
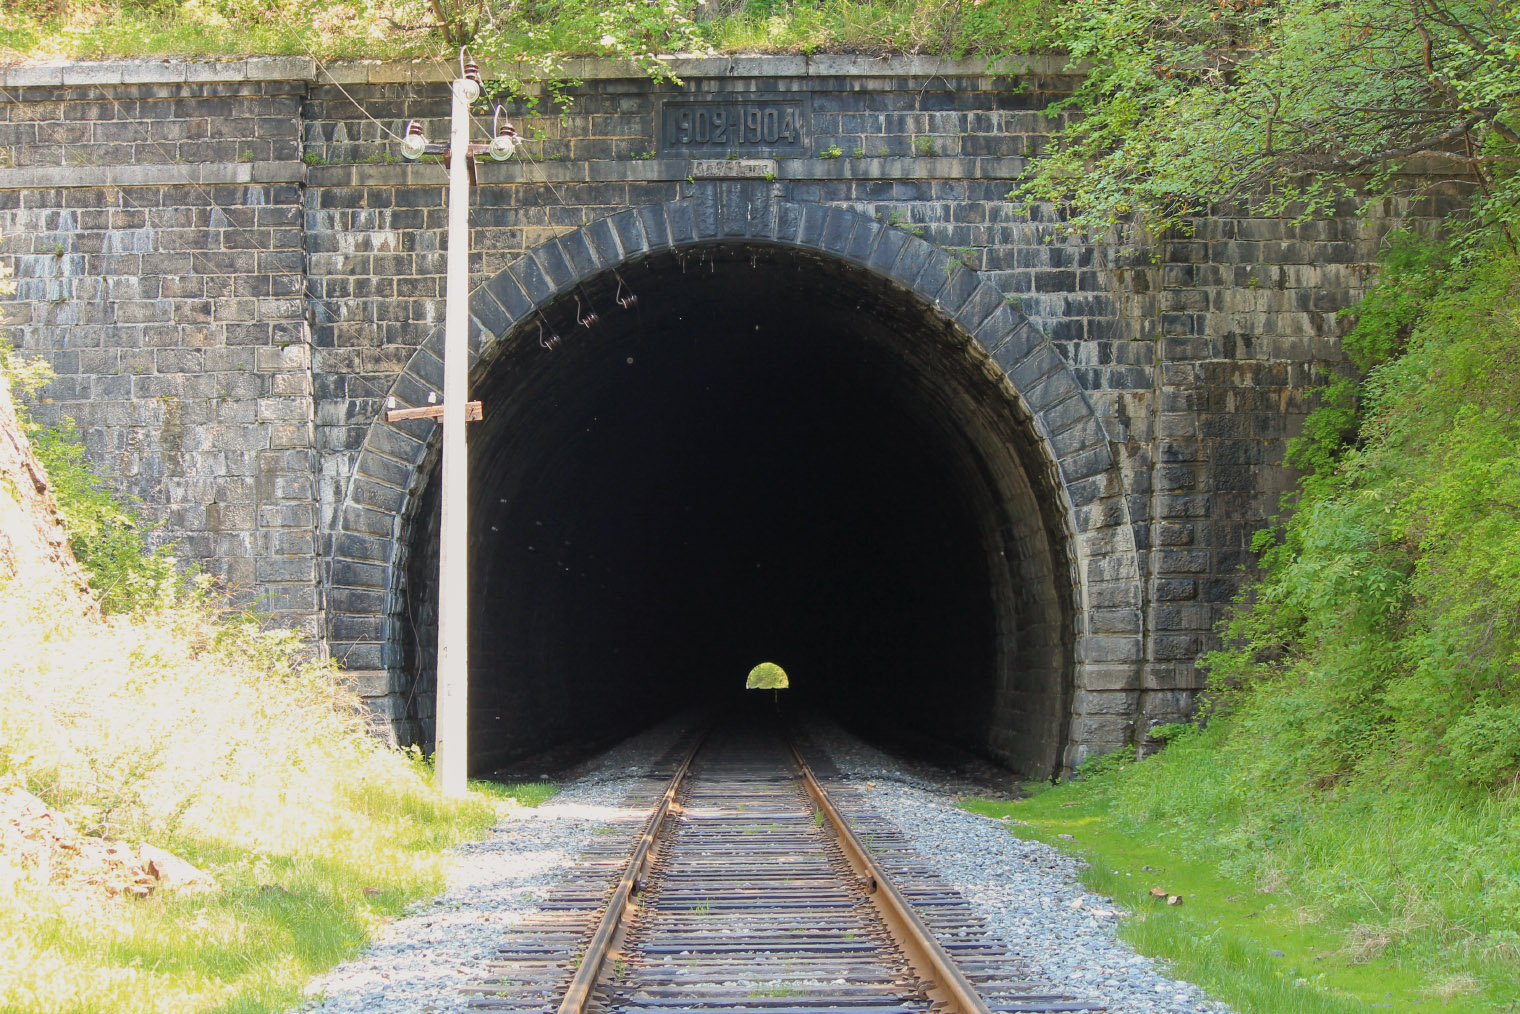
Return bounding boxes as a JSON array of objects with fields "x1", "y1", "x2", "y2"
[{"x1": 1015, "y1": 0, "x2": 1520, "y2": 247}]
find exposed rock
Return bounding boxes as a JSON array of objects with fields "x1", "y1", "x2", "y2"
[
  {"x1": 0, "y1": 789, "x2": 214, "y2": 899},
  {"x1": 138, "y1": 842, "x2": 217, "y2": 894}
]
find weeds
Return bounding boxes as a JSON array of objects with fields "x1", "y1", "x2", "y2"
[
  {"x1": 0, "y1": 347, "x2": 548, "y2": 1014},
  {"x1": 0, "y1": 1, "x2": 1058, "y2": 63}
]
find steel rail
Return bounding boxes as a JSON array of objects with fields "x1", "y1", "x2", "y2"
[
  {"x1": 555, "y1": 734, "x2": 704, "y2": 1014},
  {"x1": 789, "y1": 741, "x2": 996, "y2": 1014},
  {"x1": 554, "y1": 728, "x2": 994, "y2": 1014}
]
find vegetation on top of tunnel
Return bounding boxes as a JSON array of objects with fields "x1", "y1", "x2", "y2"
[
  {"x1": 1018, "y1": 1, "x2": 1520, "y2": 242},
  {"x1": 0, "y1": 1, "x2": 1057, "y2": 66},
  {"x1": 8, "y1": 3, "x2": 1516, "y2": 255}
]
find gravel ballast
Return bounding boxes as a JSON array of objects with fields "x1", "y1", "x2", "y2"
[
  {"x1": 299, "y1": 722, "x2": 691, "y2": 1014},
  {"x1": 302, "y1": 718, "x2": 1231, "y2": 1014},
  {"x1": 807, "y1": 719, "x2": 1234, "y2": 1014}
]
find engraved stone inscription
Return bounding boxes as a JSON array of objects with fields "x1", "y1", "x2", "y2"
[
  {"x1": 660, "y1": 100, "x2": 808, "y2": 154},
  {"x1": 690, "y1": 159, "x2": 777, "y2": 179}
]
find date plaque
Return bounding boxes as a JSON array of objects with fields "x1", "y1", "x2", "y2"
[{"x1": 659, "y1": 98, "x2": 810, "y2": 156}]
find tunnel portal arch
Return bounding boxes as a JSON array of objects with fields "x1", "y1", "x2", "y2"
[{"x1": 328, "y1": 194, "x2": 1143, "y2": 778}]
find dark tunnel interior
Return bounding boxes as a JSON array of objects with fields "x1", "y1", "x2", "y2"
[{"x1": 402, "y1": 243, "x2": 1075, "y2": 779}]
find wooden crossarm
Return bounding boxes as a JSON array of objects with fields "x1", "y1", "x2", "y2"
[{"x1": 385, "y1": 401, "x2": 483, "y2": 423}]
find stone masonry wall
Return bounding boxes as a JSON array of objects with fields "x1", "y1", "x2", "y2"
[
  {"x1": 0, "y1": 60, "x2": 322, "y2": 630},
  {"x1": 0, "y1": 55, "x2": 1432, "y2": 765}
]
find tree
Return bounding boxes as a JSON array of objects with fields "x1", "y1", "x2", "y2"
[{"x1": 1017, "y1": 0, "x2": 1520, "y2": 246}]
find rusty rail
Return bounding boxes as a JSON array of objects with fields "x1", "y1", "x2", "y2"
[{"x1": 790, "y1": 740, "x2": 995, "y2": 1014}]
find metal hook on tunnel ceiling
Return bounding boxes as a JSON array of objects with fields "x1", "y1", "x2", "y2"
[
  {"x1": 575, "y1": 294, "x2": 599, "y2": 328},
  {"x1": 537, "y1": 318, "x2": 561, "y2": 349},
  {"x1": 614, "y1": 272, "x2": 637, "y2": 309}
]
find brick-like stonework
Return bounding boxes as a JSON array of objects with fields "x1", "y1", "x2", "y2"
[{"x1": 0, "y1": 56, "x2": 1439, "y2": 774}]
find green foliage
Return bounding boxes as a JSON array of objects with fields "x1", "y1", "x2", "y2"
[
  {"x1": 1, "y1": 341, "x2": 182, "y2": 613},
  {"x1": 1073, "y1": 743, "x2": 1136, "y2": 779},
  {"x1": 1211, "y1": 236, "x2": 1520, "y2": 796},
  {"x1": 969, "y1": 724, "x2": 1519, "y2": 1010},
  {"x1": 0, "y1": 600, "x2": 532, "y2": 1014},
  {"x1": 1067, "y1": 232, "x2": 1520, "y2": 1006},
  {"x1": 0, "y1": 1, "x2": 1058, "y2": 64},
  {"x1": 1018, "y1": 1, "x2": 1520, "y2": 243},
  {"x1": 967, "y1": 224, "x2": 1520, "y2": 1010},
  {"x1": 27, "y1": 420, "x2": 183, "y2": 613},
  {"x1": 746, "y1": 661, "x2": 789, "y2": 689}
]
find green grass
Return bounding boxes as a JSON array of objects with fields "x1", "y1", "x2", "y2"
[
  {"x1": 0, "y1": 1, "x2": 1058, "y2": 64},
  {"x1": 0, "y1": 9, "x2": 344, "y2": 62},
  {"x1": 961, "y1": 735, "x2": 1518, "y2": 1014},
  {"x1": 0, "y1": 777, "x2": 557, "y2": 1014}
]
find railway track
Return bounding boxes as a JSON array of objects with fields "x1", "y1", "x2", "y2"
[{"x1": 468, "y1": 718, "x2": 1099, "y2": 1014}]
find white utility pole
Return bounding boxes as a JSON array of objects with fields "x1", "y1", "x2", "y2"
[
  {"x1": 392, "y1": 57, "x2": 515, "y2": 798},
  {"x1": 434, "y1": 72, "x2": 477, "y2": 798}
]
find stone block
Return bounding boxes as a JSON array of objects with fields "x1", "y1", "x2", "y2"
[
  {"x1": 1151, "y1": 633, "x2": 1204, "y2": 661},
  {"x1": 1080, "y1": 635, "x2": 1143, "y2": 663},
  {"x1": 353, "y1": 668, "x2": 408, "y2": 697},
  {"x1": 349, "y1": 477, "x2": 406, "y2": 515},
  {"x1": 636, "y1": 203, "x2": 671, "y2": 250},
  {"x1": 340, "y1": 503, "x2": 395, "y2": 539},
  {"x1": 1150, "y1": 603, "x2": 1211, "y2": 632},
  {"x1": 1154, "y1": 549, "x2": 1210, "y2": 574},
  {"x1": 469, "y1": 289, "x2": 511, "y2": 340},
  {"x1": 666, "y1": 200, "x2": 696, "y2": 245},
  {"x1": 582, "y1": 215, "x2": 621, "y2": 267},
  {"x1": 329, "y1": 612, "x2": 385, "y2": 642},
  {"x1": 1058, "y1": 444, "x2": 1112, "y2": 484},
  {"x1": 556, "y1": 230, "x2": 598, "y2": 280},
  {"x1": 1089, "y1": 608, "x2": 1143, "y2": 635},
  {"x1": 1075, "y1": 690, "x2": 1140, "y2": 716},
  {"x1": 330, "y1": 558, "x2": 388, "y2": 591},
  {"x1": 334, "y1": 532, "x2": 392, "y2": 565},
  {"x1": 484, "y1": 267, "x2": 534, "y2": 323},
  {"x1": 1153, "y1": 578, "x2": 1198, "y2": 601},
  {"x1": 256, "y1": 556, "x2": 317, "y2": 583},
  {"x1": 508, "y1": 255, "x2": 553, "y2": 306}
]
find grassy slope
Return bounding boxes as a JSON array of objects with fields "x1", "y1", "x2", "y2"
[
  {"x1": 964, "y1": 730, "x2": 1510, "y2": 1014},
  {"x1": 959, "y1": 247, "x2": 1520, "y2": 1014},
  {"x1": 0, "y1": 594, "x2": 560, "y2": 1014},
  {"x1": 0, "y1": 355, "x2": 558, "y2": 1014}
]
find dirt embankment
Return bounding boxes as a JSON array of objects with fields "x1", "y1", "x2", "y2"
[{"x1": 1, "y1": 383, "x2": 214, "y2": 896}]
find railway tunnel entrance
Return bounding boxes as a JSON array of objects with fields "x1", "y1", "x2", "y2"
[{"x1": 401, "y1": 241, "x2": 1077, "y2": 779}]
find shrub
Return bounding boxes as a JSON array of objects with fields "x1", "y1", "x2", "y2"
[{"x1": 1, "y1": 341, "x2": 182, "y2": 613}]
